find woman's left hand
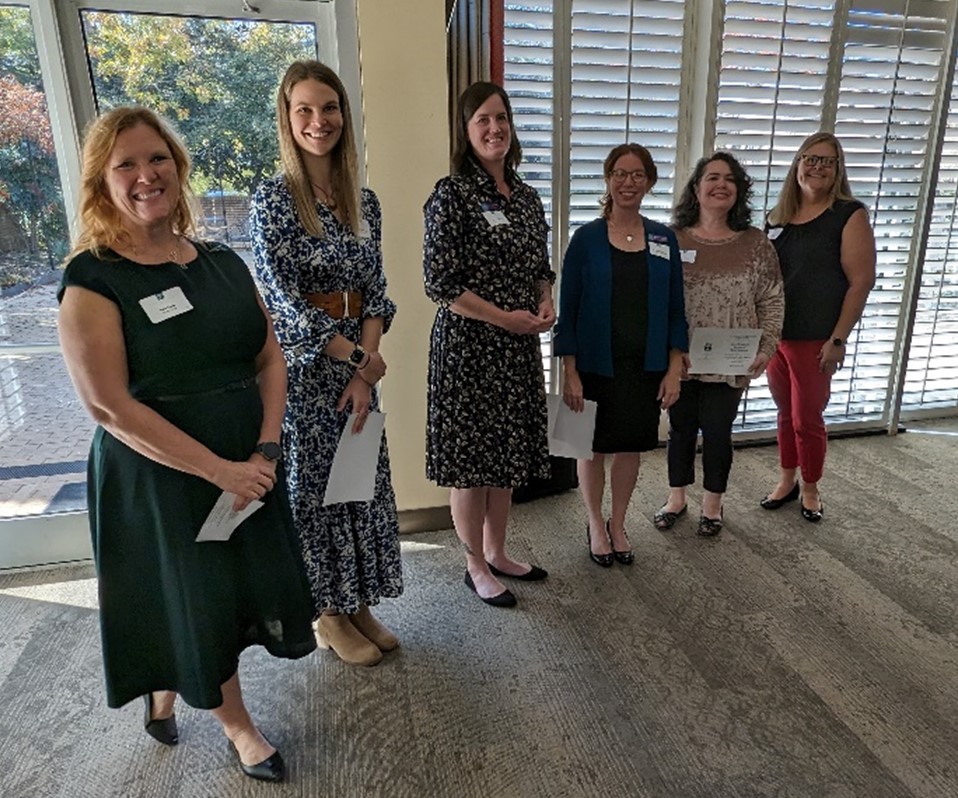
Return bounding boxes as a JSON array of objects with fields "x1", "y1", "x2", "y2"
[
  {"x1": 747, "y1": 352, "x2": 771, "y2": 378},
  {"x1": 536, "y1": 298, "x2": 557, "y2": 331},
  {"x1": 658, "y1": 370, "x2": 681, "y2": 409},
  {"x1": 337, "y1": 374, "x2": 374, "y2": 433},
  {"x1": 818, "y1": 339, "x2": 845, "y2": 374}
]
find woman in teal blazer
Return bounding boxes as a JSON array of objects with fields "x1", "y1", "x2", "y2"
[{"x1": 554, "y1": 143, "x2": 688, "y2": 567}]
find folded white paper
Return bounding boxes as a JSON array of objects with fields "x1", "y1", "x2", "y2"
[
  {"x1": 323, "y1": 411, "x2": 386, "y2": 506},
  {"x1": 196, "y1": 491, "x2": 264, "y2": 542},
  {"x1": 688, "y1": 327, "x2": 762, "y2": 376},
  {"x1": 547, "y1": 394, "x2": 597, "y2": 460}
]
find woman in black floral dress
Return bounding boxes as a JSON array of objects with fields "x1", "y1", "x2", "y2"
[{"x1": 423, "y1": 82, "x2": 555, "y2": 608}]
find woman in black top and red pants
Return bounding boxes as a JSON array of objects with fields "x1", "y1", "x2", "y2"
[{"x1": 760, "y1": 132, "x2": 876, "y2": 521}]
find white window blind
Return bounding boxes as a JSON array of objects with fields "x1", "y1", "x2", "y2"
[
  {"x1": 570, "y1": 0, "x2": 686, "y2": 227},
  {"x1": 834, "y1": 0, "x2": 951, "y2": 424},
  {"x1": 714, "y1": 0, "x2": 835, "y2": 431}
]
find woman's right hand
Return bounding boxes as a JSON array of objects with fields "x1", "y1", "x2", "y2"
[
  {"x1": 211, "y1": 459, "x2": 278, "y2": 511},
  {"x1": 358, "y1": 350, "x2": 387, "y2": 384},
  {"x1": 563, "y1": 368, "x2": 585, "y2": 413}
]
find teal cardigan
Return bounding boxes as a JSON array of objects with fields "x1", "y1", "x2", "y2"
[{"x1": 553, "y1": 216, "x2": 688, "y2": 377}]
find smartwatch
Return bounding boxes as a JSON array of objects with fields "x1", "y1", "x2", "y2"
[
  {"x1": 832, "y1": 337, "x2": 844, "y2": 347},
  {"x1": 347, "y1": 345, "x2": 367, "y2": 367},
  {"x1": 254, "y1": 441, "x2": 282, "y2": 462}
]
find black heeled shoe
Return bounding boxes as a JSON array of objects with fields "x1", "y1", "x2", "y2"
[
  {"x1": 606, "y1": 520, "x2": 634, "y2": 565},
  {"x1": 228, "y1": 739, "x2": 286, "y2": 782},
  {"x1": 587, "y1": 525, "x2": 614, "y2": 568},
  {"x1": 142, "y1": 693, "x2": 178, "y2": 746},
  {"x1": 759, "y1": 482, "x2": 799, "y2": 510},
  {"x1": 464, "y1": 571, "x2": 517, "y2": 607}
]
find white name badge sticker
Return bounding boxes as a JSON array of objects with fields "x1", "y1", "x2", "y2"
[
  {"x1": 138, "y1": 286, "x2": 194, "y2": 324},
  {"x1": 649, "y1": 242, "x2": 670, "y2": 260},
  {"x1": 680, "y1": 249, "x2": 697, "y2": 263},
  {"x1": 482, "y1": 210, "x2": 510, "y2": 227},
  {"x1": 767, "y1": 227, "x2": 783, "y2": 240},
  {"x1": 358, "y1": 219, "x2": 372, "y2": 239}
]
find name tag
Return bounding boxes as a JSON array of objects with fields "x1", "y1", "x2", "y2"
[
  {"x1": 480, "y1": 200, "x2": 509, "y2": 227},
  {"x1": 649, "y1": 242, "x2": 670, "y2": 260},
  {"x1": 358, "y1": 219, "x2": 372, "y2": 239},
  {"x1": 680, "y1": 249, "x2": 697, "y2": 263},
  {"x1": 139, "y1": 286, "x2": 194, "y2": 324},
  {"x1": 767, "y1": 227, "x2": 783, "y2": 240}
]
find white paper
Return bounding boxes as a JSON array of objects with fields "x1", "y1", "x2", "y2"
[
  {"x1": 195, "y1": 491, "x2": 263, "y2": 542},
  {"x1": 680, "y1": 249, "x2": 697, "y2": 263},
  {"x1": 688, "y1": 327, "x2": 763, "y2": 376},
  {"x1": 767, "y1": 227, "x2": 783, "y2": 240},
  {"x1": 546, "y1": 394, "x2": 597, "y2": 460},
  {"x1": 323, "y1": 411, "x2": 386, "y2": 506},
  {"x1": 648, "y1": 242, "x2": 670, "y2": 259},
  {"x1": 138, "y1": 286, "x2": 193, "y2": 324}
]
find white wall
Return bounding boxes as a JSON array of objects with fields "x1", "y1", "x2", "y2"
[{"x1": 355, "y1": 0, "x2": 450, "y2": 514}]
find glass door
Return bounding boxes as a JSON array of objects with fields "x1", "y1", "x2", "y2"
[{"x1": 1, "y1": 0, "x2": 345, "y2": 568}]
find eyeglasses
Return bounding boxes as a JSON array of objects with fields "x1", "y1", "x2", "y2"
[
  {"x1": 609, "y1": 169, "x2": 648, "y2": 183},
  {"x1": 800, "y1": 154, "x2": 838, "y2": 168}
]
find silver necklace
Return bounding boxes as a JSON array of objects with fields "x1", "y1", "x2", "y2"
[{"x1": 311, "y1": 182, "x2": 337, "y2": 210}]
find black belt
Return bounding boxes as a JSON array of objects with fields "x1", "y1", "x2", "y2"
[{"x1": 150, "y1": 376, "x2": 256, "y2": 403}]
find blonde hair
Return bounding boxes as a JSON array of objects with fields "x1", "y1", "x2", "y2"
[
  {"x1": 70, "y1": 106, "x2": 196, "y2": 258},
  {"x1": 768, "y1": 132, "x2": 857, "y2": 226},
  {"x1": 276, "y1": 60, "x2": 361, "y2": 237}
]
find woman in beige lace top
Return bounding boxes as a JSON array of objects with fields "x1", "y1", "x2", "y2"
[{"x1": 653, "y1": 152, "x2": 784, "y2": 537}]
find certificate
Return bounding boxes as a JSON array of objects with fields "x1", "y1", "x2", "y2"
[
  {"x1": 546, "y1": 394, "x2": 597, "y2": 460},
  {"x1": 196, "y1": 491, "x2": 264, "y2": 542},
  {"x1": 323, "y1": 411, "x2": 386, "y2": 505},
  {"x1": 688, "y1": 327, "x2": 762, "y2": 376}
]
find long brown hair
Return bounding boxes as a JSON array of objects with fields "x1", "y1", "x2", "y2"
[
  {"x1": 767, "y1": 132, "x2": 858, "y2": 226},
  {"x1": 276, "y1": 60, "x2": 360, "y2": 237},
  {"x1": 451, "y1": 81, "x2": 522, "y2": 176},
  {"x1": 70, "y1": 107, "x2": 196, "y2": 258}
]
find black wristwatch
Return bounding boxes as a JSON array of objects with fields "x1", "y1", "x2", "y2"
[
  {"x1": 347, "y1": 345, "x2": 367, "y2": 367},
  {"x1": 254, "y1": 441, "x2": 282, "y2": 461},
  {"x1": 832, "y1": 337, "x2": 844, "y2": 347}
]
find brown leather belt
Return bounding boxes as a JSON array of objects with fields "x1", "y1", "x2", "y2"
[{"x1": 304, "y1": 290, "x2": 363, "y2": 319}]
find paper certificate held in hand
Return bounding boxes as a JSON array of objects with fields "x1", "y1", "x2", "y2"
[
  {"x1": 323, "y1": 411, "x2": 386, "y2": 506},
  {"x1": 546, "y1": 393, "x2": 598, "y2": 460},
  {"x1": 196, "y1": 491, "x2": 264, "y2": 542},
  {"x1": 688, "y1": 327, "x2": 763, "y2": 376}
]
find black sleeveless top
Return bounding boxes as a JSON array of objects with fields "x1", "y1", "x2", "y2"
[
  {"x1": 767, "y1": 199, "x2": 865, "y2": 340},
  {"x1": 610, "y1": 245, "x2": 649, "y2": 366}
]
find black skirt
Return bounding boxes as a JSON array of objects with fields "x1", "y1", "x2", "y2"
[{"x1": 580, "y1": 366, "x2": 665, "y2": 454}]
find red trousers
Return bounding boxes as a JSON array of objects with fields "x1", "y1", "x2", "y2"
[{"x1": 766, "y1": 339, "x2": 832, "y2": 484}]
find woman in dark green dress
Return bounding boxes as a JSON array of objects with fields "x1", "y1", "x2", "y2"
[{"x1": 57, "y1": 107, "x2": 316, "y2": 783}]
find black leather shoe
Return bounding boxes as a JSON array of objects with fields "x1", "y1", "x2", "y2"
[
  {"x1": 487, "y1": 562, "x2": 549, "y2": 581},
  {"x1": 696, "y1": 512, "x2": 724, "y2": 537},
  {"x1": 143, "y1": 693, "x2": 178, "y2": 746},
  {"x1": 228, "y1": 740, "x2": 286, "y2": 783},
  {"x1": 586, "y1": 525, "x2": 614, "y2": 568},
  {"x1": 760, "y1": 482, "x2": 799, "y2": 510},
  {"x1": 606, "y1": 520, "x2": 634, "y2": 565},
  {"x1": 464, "y1": 571, "x2": 517, "y2": 607},
  {"x1": 653, "y1": 504, "x2": 687, "y2": 530},
  {"x1": 801, "y1": 500, "x2": 823, "y2": 523}
]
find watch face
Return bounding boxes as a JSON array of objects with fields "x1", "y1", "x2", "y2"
[
  {"x1": 349, "y1": 347, "x2": 365, "y2": 365},
  {"x1": 257, "y1": 442, "x2": 282, "y2": 461}
]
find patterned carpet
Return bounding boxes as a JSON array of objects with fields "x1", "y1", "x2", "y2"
[{"x1": 0, "y1": 418, "x2": 956, "y2": 797}]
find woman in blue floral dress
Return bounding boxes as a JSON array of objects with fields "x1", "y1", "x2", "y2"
[
  {"x1": 423, "y1": 82, "x2": 555, "y2": 608},
  {"x1": 249, "y1": 61, "x2": 402, "y2": 666}
]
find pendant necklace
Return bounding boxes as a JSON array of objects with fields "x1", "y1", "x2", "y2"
[
  {"x1": 169, "y1": 235, "x2": 187, "y2": 270},
  {"x1": 311, "y1": 182, "x2": 337, "y2": 210}
]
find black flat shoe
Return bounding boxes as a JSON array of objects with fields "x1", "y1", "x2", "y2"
[
  {"x1": 653, "y1": 503, "x2": 687, "y2": 530},
  {"x1": 760, "y1": 482, "x2": 799, "y2": 510},
  {"x1": 464, "y1": 571, "x2": 517, "y2": 607},
  {"x1": 228, "y1": 739, "x2": 285, "y2": 782},
  {"x1": 486, "y1": 562, "x2": 549, "y2": 581},
  {"x1": 606, "y1": 520, "x2": 634, "y2": 565},
  {"x1": 142, "y1": 693, "x2": 178, "y2": 746},
  {"x1": 801, "y1": 500, "x2": 823, "y2": 523},
  {"x1": 586, "y1": 525, "x2": 614, "y2": 568},
  {"x1": 696, "y1": 511, "x2": 724, "y2": 537}
]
